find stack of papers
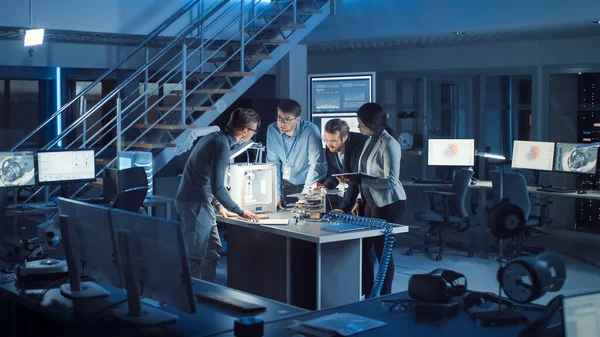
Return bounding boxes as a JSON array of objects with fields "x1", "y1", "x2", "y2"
[{"x1": 288, "y1": 312, "x2": 387, "y2": 336}]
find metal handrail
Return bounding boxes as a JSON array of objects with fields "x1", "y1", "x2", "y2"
[
  {"x1": 10, "y1": 0, "x2": 217, "y2": 152},
  {"x1": 39, "y1": 0, "x2": 230, "y2": 151}
]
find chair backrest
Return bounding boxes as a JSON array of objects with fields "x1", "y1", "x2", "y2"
[
  {"x1": 104, "y1": 167, "x2": 148, "y2": 202},
  {"x1": 449, "y1": 168, "x2": 474, "y2": 218},
  {"x1": 111, "y1": 186, "x2": 148, "y2": 213},
  {"x1": 489, "y1": 171, "x2": 531, "y2": 219},
  {"x1": 0, "y1": 188, "x2": 8, "y2": 227}
]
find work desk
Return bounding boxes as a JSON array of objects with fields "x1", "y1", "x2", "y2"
[
  {"x1": 210, "y1": 291, "x2": 550, "y2": 337},
  {"x1": 0, "y1": 275, "x2": 306, "y2": 337},
  {"x1": 218, "y1": 211, "x2": 409, "y2": 311}
]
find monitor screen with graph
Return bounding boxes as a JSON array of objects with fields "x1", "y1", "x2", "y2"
[
  {"x1": 37, "y1": 149, "x2": 96, "y2": 184},
  {"x1": 554, "y1": 142, "x2": 598, "y2": 174},
  {"x1": 427, "y1": 139, "x2": 475, "y2": 166},
  {"x1": 0, "y1": 151, "x2": 35, "y2": 187},
  {"x1": 310, "y1": 74, "x2": 374, "y2": 114},
  {"x1": 511, "y1": 140, "x2": 555, "y2": 171}
]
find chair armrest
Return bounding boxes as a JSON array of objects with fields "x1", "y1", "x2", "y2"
[{"x1": 421, "y1": 190, "x2": 456, "y2": 197}]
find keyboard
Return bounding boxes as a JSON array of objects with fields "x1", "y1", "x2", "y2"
[
  {"x1": 537, "y1": 187, "x2": 576, "y2": 194},
  {"x1": 321, "y1": 223, "x2": 367, "y2": 233},
  {"x1": 195, "y1": 292, "x2": 266, "y2": 312},
  {"x1": 411, "y1": 178, "x2": 452, "y2": 184}
]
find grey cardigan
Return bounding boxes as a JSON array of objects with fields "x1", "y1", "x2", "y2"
[{"x1": 357, "y1": 130, "x2": 406, "y2": 207}]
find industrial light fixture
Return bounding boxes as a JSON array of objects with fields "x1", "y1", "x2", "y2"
[
  {"x1": 24, "y1": 28, "x2": 45, "y2": 47},
  {"x1": 475, "y1": 149, "x2": 505, "y2": 160},
  {"x1": 593, "y1": 20, "x2": 600, "y2": 24},
  {"x1": 454, "y1": 31, "x2": 467, "y2": 35},
  {"x1": 24, "y1": 0, "x2": 44, "y2": 47}
]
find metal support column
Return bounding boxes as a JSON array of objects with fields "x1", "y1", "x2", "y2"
[{"x1": 182, "y1": 43, "x2": 187, "y2": 124}]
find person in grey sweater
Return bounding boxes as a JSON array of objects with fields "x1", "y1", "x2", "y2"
[{"x1": 175, "y1": 108, "x2": 260, "y2": 282}]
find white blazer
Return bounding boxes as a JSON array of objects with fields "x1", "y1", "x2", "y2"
[{"x1": 357, "y1": 130, "x2": 406, "y2": 207}]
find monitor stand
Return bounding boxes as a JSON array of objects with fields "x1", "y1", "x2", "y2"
[
  {"x1": 113, "y1": 230, "x2": 178, "y2": 325},
  {"x1": 533, "y1": 170, "x2": 541, "y2": 187},
  {"x1": 58, "y1": 215, "x2": 109, "y2": 299}
]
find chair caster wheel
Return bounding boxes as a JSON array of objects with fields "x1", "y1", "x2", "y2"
[
  {"x1": 405, "y1": 250, "x2": 413, "y2": 256},
  {"x1": 435, "y1": 255, "x2": 442, "y2": 261},
  {"x1": 467, "y1": 252, "x2": 474, "y2": 258}
]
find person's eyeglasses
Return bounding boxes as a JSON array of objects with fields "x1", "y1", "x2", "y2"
[
  {"x1": 277, "y1": 116, "x2": 297, "y2": 124},
  {"x1": 322, "y1": 137, "x2": 342, "y2": 144},
  {"x1": 247, "y1": 127, "x2": 257, "y2": 133}
]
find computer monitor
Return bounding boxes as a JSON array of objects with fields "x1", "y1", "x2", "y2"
[
  {"x1": 56, "y1": 198, "x2": 122, "y2": 299},
  {"x1": 562, "y1": 291, "x2": 600, "y2": 337},
  {"x1": 37, "y1": 149, "x2": 96, "y2": 185},
  {"x1": 427, "y1": 139, "x2": 475, "y2": 166},
  {"x1": 554, "y1": 142, "x2": 598, "y2": 174},
  {"x1": 0, "y1": 151, "x2": 35, "y2": 187},
  {"x1": 511, "y1": 140, "x2": 555, "y2": 171},
  {"x1": 110, "y1": 208, "x2": 196, "y2": 324}
]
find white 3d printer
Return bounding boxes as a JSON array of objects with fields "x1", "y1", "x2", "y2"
[
  {"x1": 227, "y1": 142, "x2": 277, "y2": 213},
  {"x1": 229, "y1": 163, "x2": 277, "y2": 213}
]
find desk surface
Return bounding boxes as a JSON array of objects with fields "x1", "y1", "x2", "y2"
[
  {"x1": 211, "y1": 291, "x2": 545, "y2": 337},
  {"x1": 4, "y1": 195, "x2": 175, "y2": 216},
  {"x1": 217, "y1": 211, "x2": 409, "y2": 244},
  {"x1": 0, "y1": 276, "x2": 306, "y2": 337},
  {"x1": 404, "y1": 179, "x2": 600, "y2": 200}
]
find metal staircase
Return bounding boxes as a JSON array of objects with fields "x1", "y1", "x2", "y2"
[{"x1": 10, "y1": 0, "x2": 332, "y2": 202}]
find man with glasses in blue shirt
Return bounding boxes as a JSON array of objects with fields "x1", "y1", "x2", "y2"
[{"x1": 266, "y1": 99, "x2": 326, "y2": 208}]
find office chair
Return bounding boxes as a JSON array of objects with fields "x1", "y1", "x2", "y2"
[
  {"x1": 104, "y1": 167, "x2": 148, "y2": 202},
  {"x1": 489, "y1": 171, "x2": 550, "y2": 257},
  {"x1": 407, "y1": 168, "x2": 474, "y2": 261},
  {"x1": 111, "y1": 186, "x2": 148, "y2": 213}
]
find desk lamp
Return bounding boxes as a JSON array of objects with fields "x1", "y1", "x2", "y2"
[
  {"x1": 230, "y1": 141, "x2": 255, "y2": 163},
  {"x1": 475, "y1": 149, "x2": 506, "y2": 195}
]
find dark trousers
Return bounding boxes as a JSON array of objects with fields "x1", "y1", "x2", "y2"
[
  {"x1": 361, "y1": 199, "x2": 406, "y2": 297},
  {"x1": 281, "y1": 180, "x2": 304, "y2": 206}
]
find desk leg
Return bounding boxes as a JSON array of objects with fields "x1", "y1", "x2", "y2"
[
  {"x1": 317, "y1": 239, "x2": 362, "y2": 309},
  {"x1": 226, "y1": 225, "x2": 288, "y2": 303},
  {"x1": 166, "y1": 203, "x2": 172, "y2": 220}
]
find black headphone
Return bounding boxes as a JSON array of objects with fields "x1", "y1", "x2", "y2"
[
  {"x1": 408, "y1": 268, "x2": 467, "y2": 303},
  {"x1": 397, "y1": 111, "x2": 417, "y2": 119}
]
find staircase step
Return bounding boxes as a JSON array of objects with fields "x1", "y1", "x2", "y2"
[
  {"x1": 207, "y1": 54, "x2": 273, "y2": 62},
  {"x1": 225, "y1": 39, "x2": 290, "y2": 47},
  {"x1": 196, "y1": 71, "x2": 255, "y2": 78},
  {"x1": 155, "y1": 106, "x2": 216, "y2": 112},
  {"x1": 116, "y1": 141, "x2": 176, "y2": 149},
  {"x1": 96, "y1": 158, "x2": 116, "y2": 166},
  {"x1": 173, "y1": 88, "x2": 236, "y2": 95},
  {"x1": 264, "y1": 9, "x2": 323, "y2": 16},
  {"x1": 246, "y1": 23, "x2": 306, "y2": 33},
  {"x1": 90, "y1": 178, "x2": 104, "y2": 188},
  {"x1": 133, "y1": 124, "x2": 198, "y2": 130}
]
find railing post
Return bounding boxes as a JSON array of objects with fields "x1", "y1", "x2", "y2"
[
  {"x1": 117, "y1": 94, "x2": 122, "y2": 156},
  {"x1": 144, "y1": 47, "x2": 149, "y2": 124},
  {"x1": 240, "y1": 0, "x2": 245, "y2": 72},
  {"x1": 82, "y1": 98, "x2": 87, "y2": 147},
  {"x1": 182, "y1": 42, "x2": 187, "y2": 125},
  {"x1": 293, "y1": 0, "x2": 297, "y2": 24},
  {"x1": 200, "y1": 0, "x2": 205, "y2": 73}
]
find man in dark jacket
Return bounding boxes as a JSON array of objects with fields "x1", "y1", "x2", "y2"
[{"x1": 312, "y1": 118, "x2": 367, "y2": 213}]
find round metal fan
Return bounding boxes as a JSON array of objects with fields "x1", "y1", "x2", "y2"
[{"x1": 398, "y1": 132, "x2": 414, "y2": 150}]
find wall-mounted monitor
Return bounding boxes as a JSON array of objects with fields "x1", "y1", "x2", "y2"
[
  {"x1": 427, "y1": 139, "x2": 475, "y2": 166},
  {"x1": 554, "y1": 142, "x2": 598, "y2": 174},
  {"x1": 0, "y1": 151, "x2": 35, "y2": 187},
  {"x1": 511, "y1": 140, "x2": 555, "y2": 171},
  {"x1": 309, "y1": 73, "x2": 375, "y2": 116},
  {"x1": 37, "y1": 149, "x2": 96, "y2": 185}
]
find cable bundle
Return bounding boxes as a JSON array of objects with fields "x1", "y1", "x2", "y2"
[{"x1": 322, "y1": 213, "x2": 394, "y2": 298}]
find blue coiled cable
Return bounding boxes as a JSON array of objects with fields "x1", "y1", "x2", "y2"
[{"x1": 322, "y1": 212, "x2": 394, "y2": 298}]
